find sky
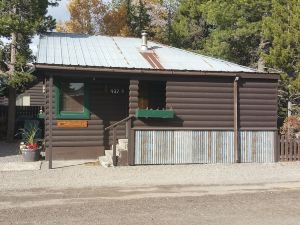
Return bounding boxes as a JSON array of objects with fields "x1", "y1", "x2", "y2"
[
  {"x1": 30, "y1": 0, "x2": 70, "y2": 54},
  {"x1": 49, "y1": 0, "x2": 70, "y2": 22}
]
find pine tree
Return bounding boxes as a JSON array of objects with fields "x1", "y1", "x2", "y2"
[
  {"x1": 263, "y1": 0, "x2": 300, "y2": 76},
  {"x1": 0, "y1": 0, "x2": 59, "y2": 141},
  {"x1": 263, "y1": 0, "x2": 300, "y2": 118},
  {"x1": 199, "y1": 0, "x2": 272, "y2": 67},
  {"x1": 171, "y1": 0, "x2": 210, "y2": 50}
]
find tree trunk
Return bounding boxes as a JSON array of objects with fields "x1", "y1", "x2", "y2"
[{"x1": 6, "y1": 32, "x2": 17, "y2": 142}]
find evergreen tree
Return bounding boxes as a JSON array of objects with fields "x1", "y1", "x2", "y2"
[
  {"x1": 199, "y1": 0, "x2": 272, "y2": 68},
  {"x1": 263, "y1": 0, "x2": 300, "y2": 77},
  {"x1": 171, "y1": 0, "x2": 210, "y2": 50},
  {"x1": 263, "y1": 0, "x2": 300, "y2": 118},
  {"x1": 146, "y1": 0, "x2": 179, "y2": 44},
  {"x1": 0, "y1": 0, "x2": 59, "y2": 141},
  {"x1": 127, "y1": 0, "x2": 151, "y2": 37}
]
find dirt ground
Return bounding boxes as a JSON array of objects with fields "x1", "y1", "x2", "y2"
[
  {"x1": 1, "y1": 186, "x2": 300, "y2": 225},
  {"x1": 2, "y1": 160, "x2": 300, "y2": 224}
]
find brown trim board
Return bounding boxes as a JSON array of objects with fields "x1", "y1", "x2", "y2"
[{"x1": 35, "y1": 64, "x2": 279, "y2": 80}]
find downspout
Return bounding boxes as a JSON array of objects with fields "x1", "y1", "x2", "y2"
[
  {"x1": 48, "y1": 75, "x2": 53, "y2": 169},
  {"x1": 234, "y1": 76, "x2": 240, "y2": 163}
]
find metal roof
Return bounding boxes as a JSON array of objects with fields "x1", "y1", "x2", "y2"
[{"x1": 36, "y1": 32, "x2": 257, "y2": 73}]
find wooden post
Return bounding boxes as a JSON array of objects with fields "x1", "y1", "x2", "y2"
[
  {"x1": 126, "y1": 119, "x2": 130, "y2": 139},
  {"x1": 126, "y1": 119, "x2": 131, "y2": 165},
  {"x1": 48, "y1": 75, "x2": 53, "y2": 169},
  {"x1": 285, "y1": 135, "x2": 288, "y2": 161},
  {"x1": 280, "y1": 135, "x2": 284, "y2": 161},
  {"x1": 128, "y1": 128, "x2": 135, "y2": 166},
  {"x1": 234, "y1": 77, "x2": 240, "y2": 163},
  {"x1": 112, "y1": 128, "x2": 117, "y2": 166},
  {"x1": 275, "y1": 132, "x2": 279, "y2": 162}
]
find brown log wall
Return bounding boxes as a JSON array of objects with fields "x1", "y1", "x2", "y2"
[
  {"x1": 238, "y1": 79, "x2": 278, "y2": 129},
  {"x1": 131, "y1": 77, "x2": 234, "y2": 128},
  {"x1": 45, "y1": 78, "x2": 128, "y2": 159},
  {"x1": 44, "y1": 73, "x2": 278, "y2": 160},
  {"x1": 0, "y1": 79, "x2": 45, "y2": 107},
  {"x1": 130, "y1": 77, "x2": 277, "y2": 130},
  {"x1": 25, "y1": 79, "x2": 45, "y2": 106}
]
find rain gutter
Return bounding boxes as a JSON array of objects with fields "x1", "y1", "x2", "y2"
[{"x1": 34, "y1": 64, "x2": 280, "y2": 80}]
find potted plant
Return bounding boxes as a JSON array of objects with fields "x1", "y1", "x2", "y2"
[{"x1": 19, "y1": 123, "x2": 41, "y2": 162}]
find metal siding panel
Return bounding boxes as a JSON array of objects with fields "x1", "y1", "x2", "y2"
[
  {"x1": 46, "y1": 36, "x2": 55, "y2": 64},
  {"x1": 67, "y1": 36, "x2": 79, "y2": 65},
  {"x1": 85, "y1": 37, "x2": 99, "y2": 66},
  {"x1": 37, "y1": 36, "x2": 48, "y2": 64},
  {"x1": 113, "y1": 37, "x2": 152, "y2": 69},
  {"x1": 135, "y1": 130, "x2": 274, "y2": 164},
  {"x1": 80, "y1": 38, "x2": 94, "y2": 66},
  {"x1": 240, "y1": 131, "x2": 275, "y2": 163},
  {"x1": 53, "y1": 36, "x2": 62, "y2": 65},
  {"x1": 91, "y1": 36, "x2": 108, "y2": 67},
  {"x1": 61, "y1": 37, "x2": 70, "y2": 65},
  {"x1": 134, "y1": 130, "x2": 235, "y2": 165},
  {"x1": 74, "y1": 38, "x2": 86, "y2": 66}
]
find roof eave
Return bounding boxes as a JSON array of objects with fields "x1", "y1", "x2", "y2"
[{"x1": 34, "y1": 63, "x2": 280, "y2": 80}]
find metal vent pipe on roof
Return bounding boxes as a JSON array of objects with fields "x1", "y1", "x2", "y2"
[{"x1": 141, "y1": 31, "x2": 148, "y2": 51}]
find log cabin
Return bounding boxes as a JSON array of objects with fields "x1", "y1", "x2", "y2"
[{"x1": 34, "y1": 32, "x2": 279, "y2": 166}]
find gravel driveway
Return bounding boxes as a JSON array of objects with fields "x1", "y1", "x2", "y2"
[{"x1": 2, "y1": 161, "x2": 300, "y2": 191}]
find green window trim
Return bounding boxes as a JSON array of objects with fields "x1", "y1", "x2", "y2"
[{"x1": 55, "y1": 81, "x2": 90, "y2": 119}]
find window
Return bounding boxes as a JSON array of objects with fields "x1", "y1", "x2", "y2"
[
  {"x1": 55, "y1": 81, "x2": 89, "y2": 119},
  {"x1": 138, "y1": 81, "x2": 166, "y2": 109},
  {"x1": 16, "y1": 94, "x2": 30, "y2": 106}
]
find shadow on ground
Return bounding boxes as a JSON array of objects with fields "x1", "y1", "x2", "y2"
[{"x1": 0, "y1": 141, "x2": 20, "y2": 157}]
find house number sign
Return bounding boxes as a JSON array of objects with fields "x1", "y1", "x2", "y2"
[
  {"x1": 109, "y1": 88, "x2": 125, "y2": 95},
  {"x1": 57, "y1": 120, "x2": 88, "y2": 128}
]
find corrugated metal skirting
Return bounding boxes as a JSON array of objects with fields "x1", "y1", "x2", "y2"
[
  {"x1": 135, "y1": 131, "x2": 235, "y2": 164},
  {"x1": 240, "y1": 131, "x2": 275, "y2": 163},
  {"x1": 134, "y1": 130, "x2": 276, "y2": 165}
]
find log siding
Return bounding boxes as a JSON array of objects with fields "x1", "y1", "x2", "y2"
[
  {"x1": 45, "y1": 77, "x2": 129, "y2": 160},
  {"x1": 130, "y1": 77, "x2": 277, "y2": 130},
  {"x1": 44, "y1": 72, "x2": 278, "y2": 160}
]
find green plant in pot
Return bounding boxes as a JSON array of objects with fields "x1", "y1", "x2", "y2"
[{"x1": 19, "y1": 123, "x2": 41, "y2": 162}]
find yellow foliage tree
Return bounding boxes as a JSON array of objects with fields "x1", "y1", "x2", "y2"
[
  {"x1": 56, "y1": 0, "x2": 107, "y2": 35},
  {"x1": 102, "y1": 3, "x2": 132, "y2": 37}
]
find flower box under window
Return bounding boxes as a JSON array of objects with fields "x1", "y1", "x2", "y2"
[{"x1": 135, "y1": 109, "x2": 175, "y2": 119}]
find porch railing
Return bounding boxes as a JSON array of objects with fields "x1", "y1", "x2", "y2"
[{"x1": 104, "y1": 115, "x2": 135, "y2": 166}]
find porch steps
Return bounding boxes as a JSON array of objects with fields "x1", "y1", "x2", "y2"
[{"x1": 99, "y1": 139, "x2": 128, "y2": 168}]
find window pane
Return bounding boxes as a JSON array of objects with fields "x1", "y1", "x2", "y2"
[{"x1": 61, "y1": 82, "x2": 84, "y2": 112}]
